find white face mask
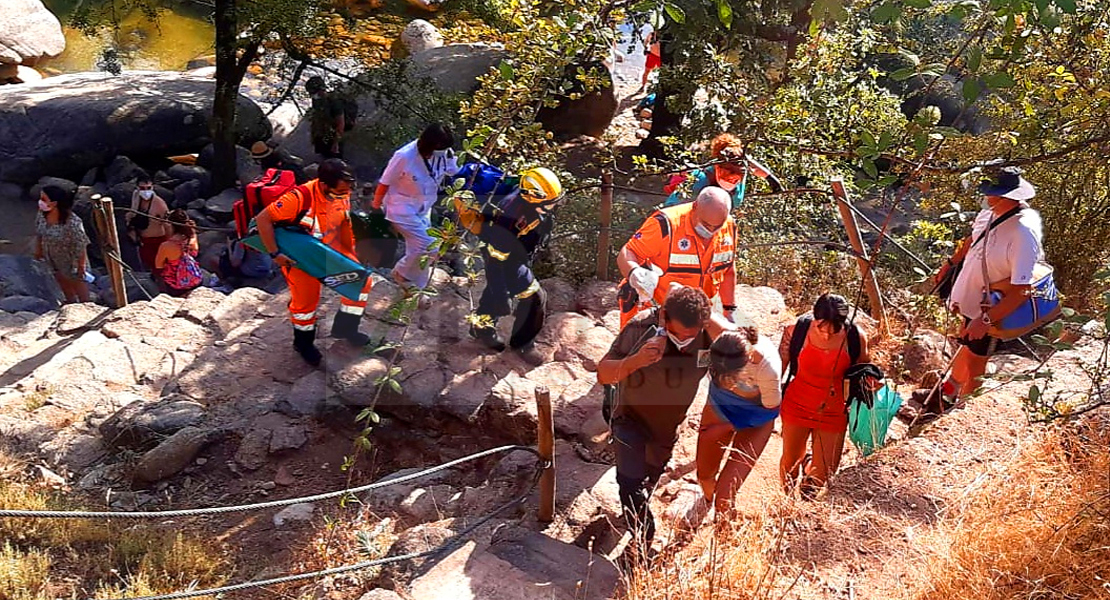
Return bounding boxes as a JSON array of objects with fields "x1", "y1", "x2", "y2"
[
  {"x1": 667, "y1": 330, "x2": 696, "y2": 350},
  {"x1": 980, "y1": 196, "x2": 992, "y2": 211},
  {"x1": 139, "y1": 189, "x2": 155, "y2": 200},
  {"x1": 38, "y1": 199, "x2": 52, "y2": 212},
  {"x1": 694, "y1": 223, "x2": 715, "y2": 239}
]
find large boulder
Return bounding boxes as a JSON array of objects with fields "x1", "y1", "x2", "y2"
[
  {"x1": 0, "y1": 254, "x2": 60, "y2": 304},
  {"x1": 0, "y1": 0, "x2": 65, "y2": 67},
  {"x1": 535, "y1": 61, "x2": 618, "y2": 140},
  {"x1": 0, "y1": 71, "x2": 272, "y2": 184},
  {"x1": 408, "y1": 43, "x2": 509, "y2": 95},
  {"x1": 400, "y1": 20, "x2": 444, "y2": 55},
  {"x1": 99, "y1": 395, "x2": 207, "y2": 451}
]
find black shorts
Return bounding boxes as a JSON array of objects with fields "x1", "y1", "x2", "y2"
[{"x1": 958, "y1": 316, "x2": 998, "y2": 357}]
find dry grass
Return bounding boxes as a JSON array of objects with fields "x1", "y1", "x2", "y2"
[
  {"x1": 0, "y1": 471, "x2": 229, "y2": 599},
  {"x1": 912, "y1": 422, "x2": 1110, "y2": 600},
  {"x1": 0, "y1": 542, "x2": 51, "y2": 600},
  {"x1": 622, "y1": 504, "x2": 809, "y2": 600},
  {"x1": 619, "y1": 415, "x2": 1110, "y2": 600}
]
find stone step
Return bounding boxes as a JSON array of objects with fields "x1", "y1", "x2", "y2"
[{"x1": 409, "y1": 526, "x2": 619, "y2": 600}]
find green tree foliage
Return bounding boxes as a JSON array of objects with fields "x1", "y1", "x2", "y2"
[{"x1": 70, "y1": 0, "x2": 330, "y2": 190}]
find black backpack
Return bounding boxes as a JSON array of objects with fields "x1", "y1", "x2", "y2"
[{"x1": 782, "y1": 314, "x2": 861, "y2": 393}]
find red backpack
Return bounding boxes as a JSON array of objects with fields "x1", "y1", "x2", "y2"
[{"x1": 234, "y1": 168, "x2": 298, "y2": 238}]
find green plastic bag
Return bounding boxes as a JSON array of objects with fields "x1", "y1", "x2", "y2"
[{"x1": 848, "y1": 384, "x2": 903, "y2": 457}]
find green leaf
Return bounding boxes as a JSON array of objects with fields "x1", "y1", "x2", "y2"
[
  {"x1": 1054, "y1": 0, "x2": 1076, "y2": 13},
  {"x1": 967, "y1": 46, "x2": 982, "y2": 72},
  {"x1": 663, "y1": 3, "x2": 686, "y2": 24},
  {"x1": 982, "y1": 71, "x2": 1015, "y2": 89},
  {"x1": 1033, "y1": 0, "x2": 1049, "y2": 10},
  {"x1": 904, "y1": 0, "x2": 932, "y2": 7},
  {"x1": 388, "y1": 379, "x2": 403, "y2": 394},
  {"x1": 862, "y1": 159, "x2": 879, "y2": 178},
  {"x1": 717, "y1": 0, "x2": 733, "y2": 29},
  {"x1": 498, "y1": 61, "x2": 514, "y2": 81},
  {"x1": 877, "y1": 131, "x2": 893, "y2": 150},
  {"x1": 913, "y1": 131, "x2": 930, "y2": 154},
  {"x1": 871, "y1": 2, "x2": 902, "y2": 22},
  {"x1": 861, "y1": 130, "x2": 876, "y2": 148},
  {"x1": 962, "y1": 78, "x2": 981, "y2": 103},
  {"x1": 890, "y1": 67, "x2": 918, "y2": 81},
  {"x1": 1028, "y1": 385, "x2": 1040, "y2": 404}
]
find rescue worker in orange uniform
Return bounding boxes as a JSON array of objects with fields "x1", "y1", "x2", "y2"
[
  {"x1": 255, "y1": 159, "x2": 374, "y2": 366},
  {"x1": 616, "y1": 186, "x2": 738, "y2": 328}
]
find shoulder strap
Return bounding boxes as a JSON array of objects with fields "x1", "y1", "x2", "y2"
[
  {"x1": 290, "y1": 184, "x2": 312, "y2": 224},
  {"x1": 971, "y1": 206, "x2": 1023, "y2": 248},
  {"x1": 847, "y1": 323, "x2": 861, "y2": 365},
  {"x1": 782, "y1": 315, "x2": 812, "y2": 392}
]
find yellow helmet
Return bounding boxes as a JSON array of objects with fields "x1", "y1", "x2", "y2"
[{"x1": 519, "y1": 167, "x2": 563, "y2": 204}]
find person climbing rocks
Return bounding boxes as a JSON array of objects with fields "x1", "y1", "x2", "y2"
[
  {"x1": 35, "y1": 185, "x2": 91, "y2": 304},
  {"x1": 597, "y1": 285, "x2": 734, "y2": 551},
  {"x1": 254, "y1": 159, "x2": 375, "y2": 367},
  {"x1": 126, "y1": 175, "x2": 171, "y2": 273},
  {"x1": 455, "y1": 167, "x2": 564, "y2": 365},
  {"x1": 616, "y1": 186, "x2": 739, "y2": 329},
  {"x1": 696, "y1": 324, "x2": 783, "y2": 516},
  {"x1": 154, "y1": 210, "x2": 204, "y2": 298},
  {"x1": 251, "y1": 140, "x2": 306, "y2": 183},
  {"x1": 663, "y1": 133, "x2": 783, "y2": 210},
  {"x1": 306, "y1": 76, "x2": 350, "y2": 160},
  {"x1": 777, "y1": 293, "x2": 871, "y2": 497},
  {"x1": 372, "y1": 122, "x2": 460, "y2": 293}
]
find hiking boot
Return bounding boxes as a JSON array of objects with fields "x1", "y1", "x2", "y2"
[
  {"x1": 331, "y1": 311, "x2": 371, "y2": 347},
  {"x1": 470, "y1": 324, "x2": 506, "y2": 352},
  {"x1": 293, "y1": 328, "x2": 322, "y2": 367}
]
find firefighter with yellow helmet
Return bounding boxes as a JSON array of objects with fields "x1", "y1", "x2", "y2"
[{"x1": 454, "y1": 166, "x2": 563, "y2": 364}]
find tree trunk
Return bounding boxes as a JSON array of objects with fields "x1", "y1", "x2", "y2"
[{"x1": 211, "y1": 0, "x2": 240, "y2": 192}]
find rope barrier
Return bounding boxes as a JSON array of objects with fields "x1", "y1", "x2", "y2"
[
  {"x1": 114, "y1": 205, "x2": 235, "y2": 234},
  {"x1": 0, "y1": 445, "x2": 540, "y2": 519},
  {"x1": 94, "y1": 459, "x2": 546, "y2": 600}
]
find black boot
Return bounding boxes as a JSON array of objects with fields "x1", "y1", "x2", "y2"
[
  {"x1": 293, "y1": 328, "x2": 322, "y2": 367},
  {"x1": 469, "y1": 323, "x2": 506, "y2": 352},
  {"x1": 331, "y1": 311, "x2": 372, "y2": 346}
]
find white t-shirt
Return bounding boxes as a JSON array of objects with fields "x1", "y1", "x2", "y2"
[
  {"x1": 379, "y1": 140, "x2": 459, "y2": 223},
  {"x1": 727, "y1": 336, "x2": 784, "y2": 409},
  {"x1": 948, "y1": 205, "x2": 1044, "y2": 320}
]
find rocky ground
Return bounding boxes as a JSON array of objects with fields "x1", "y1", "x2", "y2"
[{"x1": 1, "y1": 270, "x2": 793, "y2": 598}]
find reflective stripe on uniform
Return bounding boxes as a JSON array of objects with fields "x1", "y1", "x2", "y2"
[
  {"x1": 339, "y1": 304, "x2": 364, "y2": 315},
  {"x1": 515, "y1": 279, "x2": 542, "y2": 299},
  {"x1": 712, "y1": 251, "x2": 734, "y2": 264},
  {"x1": 488, "y1": 246, "x2": 510, "y2": 261},
  {"x1": 358, "y1": 293, "x2": 370, "y2": 302},
  {"x1": 292, "y1": 323, "x2": 316, "y2": 331},
  {"x1": 669, "y1": 253, "x2": 700, "y2": 266},
  {"x1": 292, "y1": 311, "x2": 316, "y2": 321}
]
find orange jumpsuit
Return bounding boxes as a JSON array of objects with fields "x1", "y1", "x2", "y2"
[
  {"x1": 264, "y1": 180, "x2": 373, "y2": 332},
  {"x1": 617, "y1": 203, "x2": 737, "y2": 328}
]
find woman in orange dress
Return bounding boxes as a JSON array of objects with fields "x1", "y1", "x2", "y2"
[{"x1": 778, "y1": 293, "x2": 869, "y2": 496}]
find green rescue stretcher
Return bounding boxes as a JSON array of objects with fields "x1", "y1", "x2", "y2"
[{"x1": 241, "y1": 226, "x2": 370, "y2": 302}]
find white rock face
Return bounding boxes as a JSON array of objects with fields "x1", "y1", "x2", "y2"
[
  {"x1": 0, "y1": 0, "x2": 66, "y2": 66},
  {"x1": 400, "y1": 19, "x2": 444, "y2": 55}
]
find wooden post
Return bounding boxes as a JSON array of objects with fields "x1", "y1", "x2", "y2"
[
  {"x1": 535, "y1": 384, "x2": 555, "y2": 523},
  {"x1": 829, "y1": 178, "x2": 886, "y2": 335},
  {"x1": 92, "y1": 194, "x2": 128, "y2": 308},
  {"x1": 596, "y1": 170, "x2": 613, "y2": 280}
]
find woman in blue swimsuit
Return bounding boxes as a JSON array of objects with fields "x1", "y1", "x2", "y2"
[{"x1": 696, "y1": 326, "x2": 783, "y2": 514}]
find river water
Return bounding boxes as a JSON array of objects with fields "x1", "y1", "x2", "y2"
[{"x1": 39, "y1": 0, "x2": 216, "y2": 73}]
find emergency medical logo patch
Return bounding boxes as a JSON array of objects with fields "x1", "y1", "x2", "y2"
[
  {"x1": 678, "y1": 238, "x2": 692, "y2": 251},
  {"x1": 633, "y1": 232, "x2": 643, "y2": 239},
  {"x1": 275, "y1": 201, "x2": 284, "y2": 209}
]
